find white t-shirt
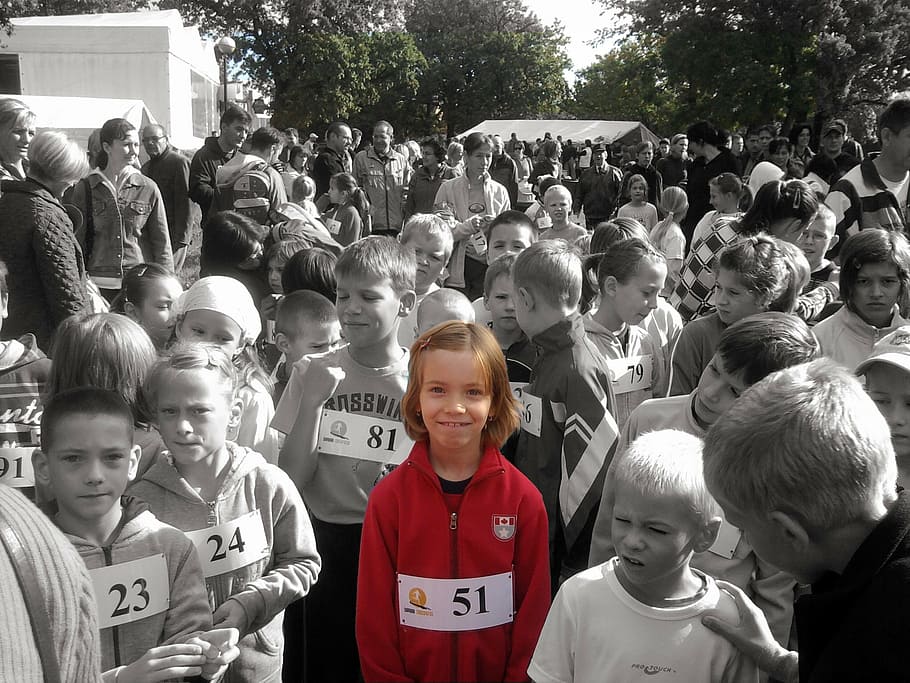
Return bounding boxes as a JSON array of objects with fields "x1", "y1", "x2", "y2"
[
  {"x1": 529, "y1": 558, "x2": 758, "y2": 683},
  {"x1": 881, "y1": 172, "x2": 910, "y2": 211},
  {"x1": 617, "y1": 202, "x2": 659, "y2": 230}
]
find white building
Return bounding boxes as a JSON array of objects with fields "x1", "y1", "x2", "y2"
[{"x1": 0, "y1": 10, "x2": 222, "y2": 150}]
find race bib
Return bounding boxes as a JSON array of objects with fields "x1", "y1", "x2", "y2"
[
  {"x1": 319, "y1": 409, "x2": 412, "y2": 464},
  {"x1": 708, "y1": 520, "x2": 742, "y2": 559},
  {"x1": 185, "y1": 510, "x2": 271, "y2": 578},
  {"x1": 0, "y1": 447, "x2": 35, "y2": 488},
  {"x1": 509, "y1": 382, "x2": 528, "y2": 402},
  {"x1": 518, "y1": 181, "x2": 532, "y2": 194},
  {"x1": 325, "y1": 218, "x2": 342, "y2": 235},
  {"x1": 265, "y1": 319, "x2": 276, "y2": 344},
  {"x1": 91, "y1": 554, "x2": 169, "y2": 629},
  {"x1": 519, "y1": 392, "x2": 542, "y2": 437},
  {"x1": 398, "y1": 572, "x2": 513, "y2": 632},
  {"x1": 536, "y1": 215, "x2": 552, "y2": 229},
  {"x1": 606, "y1": 355, "x2": 653, "y2": 395},
  {"x1": 469, "y1": 231, "x2": 487, "y2": 256}
]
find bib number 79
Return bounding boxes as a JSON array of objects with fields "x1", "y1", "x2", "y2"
[{"x1": 452, "y1": 586, "x2": 489, "y2": 617}]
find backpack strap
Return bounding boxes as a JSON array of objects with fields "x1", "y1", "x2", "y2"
[
  {"x1": 81, "y1": 177, "x2": 95, "y2": 263},
  {"x1": 0, "y1": 516, "x2": 62, "y2": 683}
]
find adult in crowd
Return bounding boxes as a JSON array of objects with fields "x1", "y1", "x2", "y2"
[
  {"x1": 656, "y1": 137, "x2": 671, "y2": 159},
  {"x1": 827, "y1": 98, "x2": 910, "y2": 255},
  {"x1": 353, "y1": 120, "x2": 410, "y2": 236},
  {"x1": 0, "y1": 99, "x2": 35, "y2": 184},
  {"x1": 141, "y1": 124, "x2": 194, "y2": 272},
  {"x1": 405, "y1": 138, "x2": 446, "y2": 219},
  {"x1": 529, "y1": 139, "x2": 562, "y2": 184},
  {"x1": 790, "y1": 123, "x2": 815, "y2": 168},
  {"x1": 281, "y1": 144, "x2": 306, "y2": 197},
  {"x1": 574, "y1": 143, "x2": 623, "y2": 229},
  {"x1": 510, "y1": 139, "x2": 535, "y2": 207},
  {"x1": 434, "y1": 132, "x2": 510, "y2": 300},
  {"x1": 682, "y1": 120, "x2": 741, "y2": 245},
  {"x1": 0, "y1": 485, "x2": 103, "y2": 682},
  {"x1": 189, "y1": 103, "x2": 251, "y2": 227},
  {"x1": 444, "y1": 141, "x2": 464, "y2": 178},
  {"x1": 741, "y1": 127, "x2": 764, "y2": 177},
  {"x1": 655, "y1": 133, "x2": 688, "y2": 188},
  {"x1": 279, "y1": 127, "x2": 299, "y2": 163},
  {"x1": 621, "y1": 141, "x2": 663, "y2": 206},
  {"x1": 312, "y1": 120, "x2": 352, "y2": 200},
  {"x1": 756, "y1": 124, "x2": 775, "y2": 159},
  {"x1": 0, "y1": 131, "x2": 91, "y2": 347},
  {"x1": 72, "y1": 118, "x2": 172, "y2": 300},
  {"x1": 561, "y1": 138, "x2": 578, "y2": 179},
  {"x1": 302, "y1": 132, "x2": 318, "y2": 157},
  {"x1": 819, "y1": 118, "x2": 860, "y2": 180},
  {"x1": 577, "y1": 139, "x2": 593, "y2": 170},
  {"x1": 490, "y1": 134, "x2": 518, "y2": 206},
  {"x1": 214, "y1": 126, "x2": 287, "y2": 226}
]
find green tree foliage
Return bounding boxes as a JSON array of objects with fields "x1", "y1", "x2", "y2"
[{"x1": 406, "y1": 0, "x2": 570, "y2": 136}]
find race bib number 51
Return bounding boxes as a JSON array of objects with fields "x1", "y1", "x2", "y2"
[
  {"x1": 185, "y1": 509, "x2": 271, "y2": 578},
  {"x1": 90, "y1": 554, "x2": 169, "y2": 629},
  {"x1": 318, "y1": 409, "x2": 413, "y2": 465},
  {"x1": 398, "y1": 572, "x2": 513, "y2": 631}
]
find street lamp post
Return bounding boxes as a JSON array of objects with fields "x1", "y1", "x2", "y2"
[{"x1": 214, "y1": 36, "x2": 236, "y2": 114}]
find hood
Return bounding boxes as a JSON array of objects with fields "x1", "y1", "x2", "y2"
[
  {"x1": 215, "y1": 152, "x2": 268, "y2": 189},
  {"x1": 59, "y1": 495, "x2": 150, "y2": 551},
  {"x1": 582, "y1": 314, "x2": 626, "y2": 343},
  {"x1": 0, "y1": 333, "x2": 47, "y2": 373}
]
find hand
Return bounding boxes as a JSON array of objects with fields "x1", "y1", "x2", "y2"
[
  {"x1": 303, "y1": 361, "x2": 345, "y2": 406},
  {"x1": 701, "y1": 580, "x2": 793, "y2": 674},
  {"x1": 260, "y1": 294, "x2": 281, "y2": 320},
  {"x1": 185, "y1": 628, "x2": 241, "y2": 681},
  {"x1": 117, "y1": 643, "x2": 206, "y2": 682},
  {"x1": 212, "y1": 598, "x2": 249, "y2": 633},
  {"x1": 469, "y1": 214, "x2": 487, "y2": 232}
]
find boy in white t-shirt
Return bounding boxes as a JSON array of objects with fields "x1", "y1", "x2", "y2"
[{"x1": 529, "y1": 430, "x2": 758, "y2": 683}]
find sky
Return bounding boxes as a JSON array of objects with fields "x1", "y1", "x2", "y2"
[{"x1": 524, "y1": 0, "x2": 618, "y2": 82}]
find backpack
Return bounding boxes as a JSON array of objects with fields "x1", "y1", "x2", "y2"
[{"x1": 219, "y1": 161, "x2": 272, "y2": 224}]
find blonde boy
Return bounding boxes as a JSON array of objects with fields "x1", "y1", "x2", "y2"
[
  {"x1": 539, "y1": 185, "x2": 587, "y2": 243},
  {"x1": 416, "y1": 287, "x2": 475, "y2": 335},
  {"x1": 530, "y1": 430, "x2": 757, "y2": 683},
  {"x1": 398, "y1": 213, "x2": 454, "y2": 346},
  {"x1": 797, "y1": 203, "x2": 840, "y2": 282},
  {"x1": 702, "y1": 360, "x2": 908, "y2": 681}
]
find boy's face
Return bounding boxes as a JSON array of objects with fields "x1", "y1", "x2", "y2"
[
  {"x1": 797, "y1": 216, "x2": 837, "y2": 270},
  {"x1": 279, "y1": 319, "x2": 343, "y2": 364},
  {"x1": 336, "y1": 273, "x2": 413, "y2": 349},
  {"x1": 36, "y1": 414, "x2": 138, "y2": 527},
  {"x1": 545, "y1": 190, "x2": 571, "y2": 224},
  {"x1": 155, "y1": 368, "x2": 240, "y2": 469},
  {"x1": 487, "y1": 221, "x2": 535, "y2": 264},
  {"x1": 694, "y1": 353, "x2": 749, "y2": 426},
  {"x1": 404, "y1": 233, "x2": 449, "y2": 294},
  {"x1": 268, "y1": 260, "x2": 285, "y2": 295},
  {"x1": 612, "y1": 481, "x2": 711, "y2": 601},
  {"x1": 865, "y1": 362, "x2": 910, "y2": 460},
  {"x1": 484, "y1": 274, "x2": 520, "y2": 333}
]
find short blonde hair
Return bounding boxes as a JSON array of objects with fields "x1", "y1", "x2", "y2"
[
  {"x1": 611, "y1": 430, "x2": 721, "y2": 525},
  {"x1": 144, "y1": 343, "x2": 238, "y2": 412},
  {"x1": 0, "y1": 98, "x2": 35, "y2": 136},
  {"x1": 400, "y1": 213, "x2": 455, "y2": 261},
  {"x1": 28, "y1": 131, "x2": 90, "y2": 185},
  {"x1": 512, "y1": 239, "x2": 582, "y2": 308},
  {"x1": 402, "y1": 321, "x2": 519, "y2": 448},
  {"x1": 704, "y1": 359, "x2": 897, "y2": 531}
]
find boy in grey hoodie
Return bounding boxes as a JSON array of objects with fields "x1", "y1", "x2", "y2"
[
  {"x1": 129, "y1": 343, "x2": 321, "y2": 683},
  {"x1": 35, "y1": 387, "x2": 238, "y2": 682}
]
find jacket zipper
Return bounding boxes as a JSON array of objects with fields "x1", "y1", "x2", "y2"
[
  {"x1": 102, "y1": 545, "x2": 122, "y2": 668},
  {"x1": 450, "y1": 510, "x2": 459, "y2": 683}
]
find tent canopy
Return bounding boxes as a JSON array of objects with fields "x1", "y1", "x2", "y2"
[
  {"x1": 2, "y1": 95, "x2": 156, "y2": 150},
  {"x1": 457, "y1": 120, "x2": 660, "y2": 147}
]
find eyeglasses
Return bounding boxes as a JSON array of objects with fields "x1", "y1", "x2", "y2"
[{"x1": 143, "y1": 136, "x2": 165, "y2": 143}]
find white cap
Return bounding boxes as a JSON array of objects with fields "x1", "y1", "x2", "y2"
[
  {"x1": 856, "y1": 326, "x2": 910, "y2": 375},
  {"x1": 173, "y1": 276, "x2": 261, "y2": 346}
]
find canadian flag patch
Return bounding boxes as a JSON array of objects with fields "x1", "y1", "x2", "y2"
[{"x1": 492, "y1": 515, "x2": 516, "y2": 541}]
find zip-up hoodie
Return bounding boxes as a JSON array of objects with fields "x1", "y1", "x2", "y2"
[
  {"x1": 357, "y1": 442, "x2": 551, "y2": 683},
  {"x1": 813, "y1": 305, "x2": 910, "y2": 371},
  {"x1": 127, "y1": 443, "x2": 320, "y2": 683},
  {"x1": 57, "y1": 496, "x2": 211, "y2": 675}
]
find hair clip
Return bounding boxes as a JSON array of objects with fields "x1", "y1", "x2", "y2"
[{"x1": 418, "y1": 336, "x2": 432, "y2": 350}]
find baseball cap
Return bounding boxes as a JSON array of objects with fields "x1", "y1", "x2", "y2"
[
  {"x1": 671, "y1": 133, "x2": 688, "y2": 145},
  {"x1": 856, "y1": 326, "x2": 910, "y2": 375},
  {"x1": 822, "y1": 119, "x2": 847, "y2": 137}
]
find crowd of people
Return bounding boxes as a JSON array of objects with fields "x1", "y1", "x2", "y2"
[{"x1": 1, "y1": 91, "x2": 910, "y2": 682}]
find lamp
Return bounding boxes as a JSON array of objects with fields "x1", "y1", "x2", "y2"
[{"x1": 214, "y1": 36, "x2": 236, "y2": 114}]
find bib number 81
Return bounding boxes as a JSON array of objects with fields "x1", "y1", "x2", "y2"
[{"x1": 367, "y1": 424, "x2": 398, "y2": 452}]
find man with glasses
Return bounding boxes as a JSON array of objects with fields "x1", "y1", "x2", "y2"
[{"x1": 141, "y1": 124, "x2": 194, "y2": 271}]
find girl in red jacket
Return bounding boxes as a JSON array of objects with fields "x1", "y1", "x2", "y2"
[{"x1": 356, "y1": 321, "x2": 551, "y2": 682}]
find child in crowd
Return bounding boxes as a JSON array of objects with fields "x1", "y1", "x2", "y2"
[
  {"x1": 524, "y1": 176, "x2": 563, "y2": 231},
  {"x1": 813, "y1": 229, "x2": 910, "y2": 368},
  {"x1": 200, "y1": 210, "x2": 270, "y2": 304},
  {"x1": 272, "y1": 290, "x2": 342, "y2": 404},
  {"x1": 649, "y1": 186, "x2": 688, "y2": 295},
  {"x1": 356, "y1": 322, "x2": 551, "y2": 682},
  {"x1": 484, "y1": 254, "x2": 536, "y2": 377},
  {"x1": 530, "y1": 430, "x2": 758, "y2": 683},
  {"x1": 670, "y1": 235, "x2": 800, "y2": 395},
  {"x1": 290, "y1": 175, "x2": 320, "y2": 218},
  {"x1": 584, "y1": 238, "x2": 668, "y2": 427},
  {"x1": 857, "y1": 326, "x2": 910, "y2": 491},
  {"x1": 272, "y1": 236, "x2": 415, "y2": 683},
  {"x1": 36, "y1": 387, "x2": 239, "y2": 682},
  {"x1": 417, "y1": 287, "x2": 475, "y2": 335},
  {"x1": 472, "y1": 210, "x2": 539, "y2": 326},
  {"x1": 323, "y1": 172, "x2": 370, "y2": 246},
  {"x1": 398, "y1": 213, "x2": 454, "y2": 347},
  {"x1": 128, "y1": 344, "x2": 321, "y2": 682},
  {"x1": 512, "y1": 240, "x2": 618, "y2": 589},
  {"x1": 701, "y1": 360, "x2": 910, "y2": 680},
  {"x1": 173, "y1": 276, "x2": 280, "y2": 463},
  {"x1": 539, "y1": 185, "x2": 586, "y2": 243},
  {"x1": 797, "y1": 203, "x2": 839, "y2": 285},
  {"x1": 0, "y1": 259, "x2": 51, "y2": 493},
  {"x1": 47, "y1": 312, "x2": 162, "y2": 480},
  {"x1": 590, "y1": 312, "x2": 819, "y2": 648},
  {"x1": 617, "y1": 174, "x2": 658, "y2": 230},
  {"x1": 281, "y1": 246, "x2": 337, "y2": 300},
  {"x1": 691, "y1": 172, "x2": 744, "y2": 247},
  {"x1": 113, "y1": 263, "x2": 183, "y2": 350},
  {"x1": 266, "y1": 237, "x2": 311, "y2": 298}
]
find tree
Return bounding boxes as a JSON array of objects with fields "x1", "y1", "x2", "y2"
[
  {"x1": 406, "y1": 0, "x2": 570, "y2": 137},
  {"x1": 1, "y1": 0, "x2": 154, "y2": 30}
]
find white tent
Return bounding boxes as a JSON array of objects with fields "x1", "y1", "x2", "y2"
[
  {"x1": 1, "y1": 94, "x2": 156, "y2": 150},
  {"x1": 457, "y1": 120, "x2": 660, "y2": 147}
]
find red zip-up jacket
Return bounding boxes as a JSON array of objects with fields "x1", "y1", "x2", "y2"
[{"x1": 357, "y1": 441, "x2": 551, "y2": 683}]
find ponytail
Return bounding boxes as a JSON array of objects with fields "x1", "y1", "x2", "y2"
[{"x1": 350, "y1": 187, "x2": 371, "y2": 225}]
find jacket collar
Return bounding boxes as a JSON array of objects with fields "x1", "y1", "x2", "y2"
[
  {"x1": 840, "y1": 305, "x2": 908, "y2": 340},
  {"x1": 406, "y1": 440, "x2": 506, "y2": 489},
  {"x1": 531, "y1": 312, "x2": 586, "y2": 353}
]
